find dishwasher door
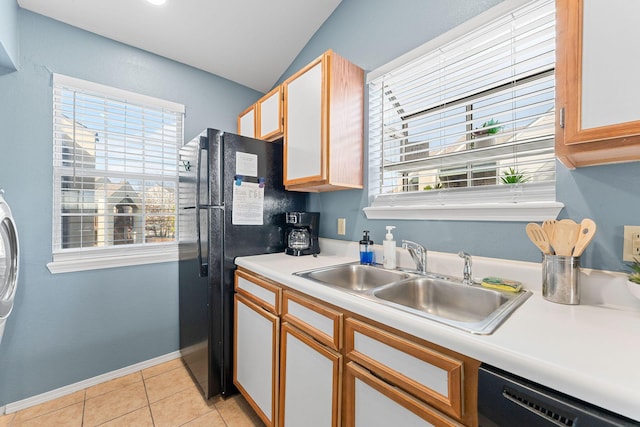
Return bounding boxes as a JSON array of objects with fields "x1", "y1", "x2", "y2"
[{"x1": 478, "y1": 364, "x2": 637, "y2": 427}]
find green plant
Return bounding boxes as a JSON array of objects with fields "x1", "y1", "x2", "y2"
[
  {"x1": 500, "y1": 167, "x2": 530, "y2": 184},
  {"x1": 423, "y1": 183, "x2": 443, "y2": 190},
  {"x1": 473, "y1": 118, "x2": 502, "y2": 136},
  {"x1": 629, "y1": 257, "x2": 640, "y2": 284}
]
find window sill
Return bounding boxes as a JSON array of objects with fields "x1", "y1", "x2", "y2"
[
  {"x1": 47, "y1": 244, "x2": 178, "y2": 274},
  {"x1": 363, "y1": 201, "x2": 564, "y2": 222}
]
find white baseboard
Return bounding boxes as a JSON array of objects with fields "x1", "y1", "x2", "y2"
[{"x1": 3, "y1": 351, "x2": 181, "y2": 414}]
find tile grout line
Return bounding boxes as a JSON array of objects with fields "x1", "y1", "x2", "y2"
[{"x1": 141, "y1": 367, "x2": 156, "y2": 427}]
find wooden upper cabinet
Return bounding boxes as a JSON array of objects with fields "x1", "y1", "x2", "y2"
[
  {"x1": 238, "y1": 105, "x2": 256, "y2": 138},
  {"x1": 556, "y1": 0, "x2": 640, "y2": 168},
  {"x1": 257, "y1": 86, "x2": 284, "y2": 141},
  {"x1": 283, "y1": 50, "x2": 364, "y2": 192}
]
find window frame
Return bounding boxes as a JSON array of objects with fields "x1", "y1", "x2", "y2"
[
  {"x1": 47, "y1": 74, "x2": 184, "y2": 274},
  {"x1": 364, "y1": 0, "x2": 563, "y2": 222}
]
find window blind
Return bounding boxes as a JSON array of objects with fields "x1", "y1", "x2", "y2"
[
  {"x1": 52, "y1": 74, "x2": 184, "y2": 253},
  {"x1": 368, "y1": 0, "x2": 555, "y2": 205}
]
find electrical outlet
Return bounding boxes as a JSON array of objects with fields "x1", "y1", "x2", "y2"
[
  {"x1": 622, "y1": 225, "x2": 640, "y2": 261},
  {"x1": 337, "y1": 218, "x2": 346, "y2": 236}
]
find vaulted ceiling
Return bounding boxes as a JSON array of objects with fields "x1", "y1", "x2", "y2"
[{"x1": 18, "y1": 0, "x2": 342, "y2": 93}]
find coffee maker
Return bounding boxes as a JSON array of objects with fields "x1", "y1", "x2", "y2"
[{"x1": 285, "y1": 212, "x2": 320, "y2": 256}]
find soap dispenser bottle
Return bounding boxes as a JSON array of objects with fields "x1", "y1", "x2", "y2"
[
  {"x1": 383, "y1": 226, "x2": 397, "y2": 269},
  {"x1": 359, "y1": 230, "x2": 374, "y2": 265}
]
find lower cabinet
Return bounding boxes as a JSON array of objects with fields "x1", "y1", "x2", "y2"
[
  {"x1": 345, "y1": 362, "x2": 462, "y2": 427},
  {"x1": 234, "y1": 270, "x2": 282, "y2": 427},
  {"x1": 279, "y1": 322, "x2": 342, "y2": 427},
  {"x1": 234, "y1": 293, "x2": 279, "y2": 426},
  {"x1": 234, "y1": 269, "x2": 479, "y2": 427},
  {"x1": 344, "y1": 318, "x2": 477, "y2": 426}
]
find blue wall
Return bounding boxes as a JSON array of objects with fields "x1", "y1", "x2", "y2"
[
  {"x1": 279, "y1": 0, "x2": 640, "y2": 273},
  {"x1": 0, "y1": 0, "x2": 19, "y2": 72},
  {"x1": 0, "y1": 9, "x2": 261, "y2": 405}
]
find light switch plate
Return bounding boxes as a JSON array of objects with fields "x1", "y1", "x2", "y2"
[
  {"x1": 622, "y1": 225, "x2": 640, "y2": 262},
  {"x1": 337, "y1": 218, "x2": 346, "y2": 235}
]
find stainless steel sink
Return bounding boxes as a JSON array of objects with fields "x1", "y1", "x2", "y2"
[
  {"x1": 294, "y1": 263, "x2": 411, "y2": 292},
  {"x1": 294, "y1": 262, "x2": 531, "y2": 335},
  {"x1": 372, "y1": 277, "x2": 531, "y2": 334}
]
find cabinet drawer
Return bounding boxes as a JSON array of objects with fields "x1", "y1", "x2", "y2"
[
  {"x1": 345, "y1": 319, "x2": 463, "y2": 420},
  {"x1": 345, "y1": 362, "x2": 462, "y2": 427},
  {"x1": 282, "y1": 291, "x2": 342, "y2": 351},
  {"x1": 235, "y1": 270, "x2": 282, "y2": 315}
]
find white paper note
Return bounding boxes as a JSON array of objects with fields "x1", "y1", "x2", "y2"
[
  {"x1": 236, "y1": 152, "x2": 258, "y2": 177},
  {"x1": 232, "y1": 182, "x2": 264, "y2": 225}
]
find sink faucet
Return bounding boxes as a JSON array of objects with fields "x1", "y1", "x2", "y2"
[
  {"x1": 402, "y1": 240, "x2": 427, "y2": 274},
  {"x1": 458, "y1": 251, "x2": 474, "y2": 285}
]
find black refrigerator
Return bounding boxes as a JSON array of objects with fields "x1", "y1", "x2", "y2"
[{"x1": 178, "y1": 128, "x2": 306, "y2": 399}]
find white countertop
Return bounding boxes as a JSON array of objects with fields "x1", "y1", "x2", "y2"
[{"x1": 235, "y1": 239, "x2": 640, "y2": 421}]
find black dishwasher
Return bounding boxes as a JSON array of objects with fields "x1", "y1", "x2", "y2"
[{"x1": 478, "y1": 364, "x2": 638, "y2": 427}]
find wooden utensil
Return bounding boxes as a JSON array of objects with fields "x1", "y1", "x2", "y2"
[
  {"x1": 553, "y1": 220, "x2": 581, "y2": 256},
  {"x1": 526, "y1": 223, "x2": 552, "y2": 255},
  {"x1": 572, "y1": 218, "x2": 597, "y2": 256},
  {"x1": 542, "y1": 219, "x2": 557, "y2": 253}
]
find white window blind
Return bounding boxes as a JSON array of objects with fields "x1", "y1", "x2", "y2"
[
  {"x1": 366, "y1": 0, "x2": 561, "y2": 221},
  {"x1": 49, "y1": 74, "x2": 184, "y2": 272}
]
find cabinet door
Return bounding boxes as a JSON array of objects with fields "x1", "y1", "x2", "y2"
[
  {"x1": 279, "y1": 323, "x2": 341, "y2": 427},
  {"x1": 283, "y1": 56, "x2": 325, "y2": 185},
  {"x1": 234, "y1": 293, "x2": 279, "y2": 427},
  {"x1": 238, "y1": 105, "x2": 256, "y2": 138},
  {"x1": 258, "y1": 86, "x2": 284, "y2": 141},
  {"x1": 556, "y1": 0, "x2": 640, "y2": 167},
  {"x1": 345, "y1": 363, "x2": 462, "y2": 427}
]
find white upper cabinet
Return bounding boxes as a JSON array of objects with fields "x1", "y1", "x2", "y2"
[
  {"x1": 238, "y1": 105, "x2": 256, "y2": 139},
  {"x1": 556, "y1": 0, "x2": 640, "y2": 167},
  {"x1": 283, "y1": 50, "x2": 364, "y2": 192},
  {"x1": 257, "y1": 86, "x2": 284, "y2": 141}
]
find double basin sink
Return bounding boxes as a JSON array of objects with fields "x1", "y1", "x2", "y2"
[{"x1": 294, "y1": 262, "x2": 531, "y2": 335}]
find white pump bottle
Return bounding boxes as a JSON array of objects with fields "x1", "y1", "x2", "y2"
[{"x1": 382, "y1": 226, "x2": 397, "y2": 269}]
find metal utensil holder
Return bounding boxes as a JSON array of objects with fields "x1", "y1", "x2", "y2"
[{"x1": 542, "y1": 255, "x2": 580, "y2": 305}]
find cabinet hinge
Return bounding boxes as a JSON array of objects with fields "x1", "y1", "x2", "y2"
[{"x1": 560, "y1": 107, "x2": 565, "y2": 129}]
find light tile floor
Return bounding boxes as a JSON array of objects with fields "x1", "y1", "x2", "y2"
[{"x1": 0, "y1": 358, "x2": 265, "y2": 427}]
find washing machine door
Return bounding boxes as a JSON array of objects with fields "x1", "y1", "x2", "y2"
[{"x1": 0, "y1": 196, "x2": 18, "y2": 319}]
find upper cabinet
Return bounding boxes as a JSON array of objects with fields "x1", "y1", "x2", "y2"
[
  {"x1": 238, "y1": 105, "x2": 256, "y2": 139},
  {"x1": 556, "y1": 0, "x2": 640, "y2": 168},
  {"x1": 237, "y1": 86, "x2": 284, "y2": 142},
  {"x1": 283, "y1": 50, "x2": 364, "y2": 192},
  {"x1": 257, "y1": 86, "x2": 284, "y2": 141}
]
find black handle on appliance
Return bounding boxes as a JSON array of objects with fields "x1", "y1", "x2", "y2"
[{"x1": 196, "y1": 135, "x2": 208, "y2": 277}]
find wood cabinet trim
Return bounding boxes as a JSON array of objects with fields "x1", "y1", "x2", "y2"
[
  {"x1": 235, "y1": 269, "x2": 282, "y2": 315},
  {"x1": 282, "y1": 290, "x2": 343, "y2": 351},
  {"x1": 234, "y1": 293, "x2": 280, "y2": 427},
  {"x1": 279, "y1": 322, "x2": 342, "y2": 427},
  {"x1": 345, "y1": 318, "x2": 463, "y2": 420},
  {"x1": 344, "y1": 362, "x2": 462, "y2": 427}
]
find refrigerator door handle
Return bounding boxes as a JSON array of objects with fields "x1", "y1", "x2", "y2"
[{"x1": 196, "y1": 136, "x2": 208, "y2": 277}]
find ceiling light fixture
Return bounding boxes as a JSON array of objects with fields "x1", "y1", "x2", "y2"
[{"x1": 146, "y1": 0, "x2": 167, "y2": 5}]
